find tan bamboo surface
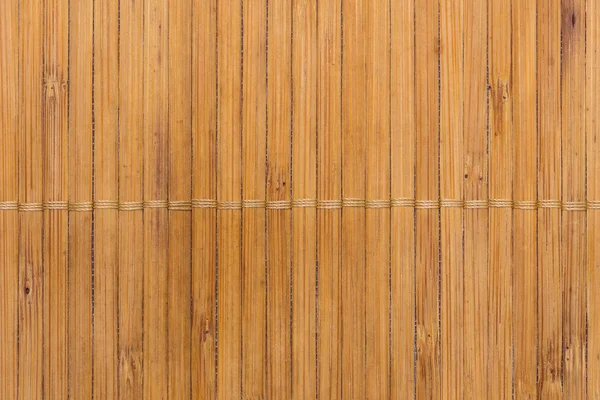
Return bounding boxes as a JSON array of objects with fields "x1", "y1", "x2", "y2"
[{"x1": 3, "y1": 1, "x2": 600, "y2": 399}]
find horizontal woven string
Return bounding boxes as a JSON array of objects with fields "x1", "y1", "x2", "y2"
[{"x1": 3, "y1": 199, "x2": 600, "y2": 211}]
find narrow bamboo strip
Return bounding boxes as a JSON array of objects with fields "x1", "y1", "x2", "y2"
[
  {"x1": 561, "y1": 0, "x2": 587, "y2": 396},
  {"x1": 488, "y1": 0, "x2": 513, "y2": 396},
  {"x1": 69, "y1": 1, "x2": 94, "y2": 396},
  {"x1": 93, "y1": 1, "x2": 119, "y2": 397},
  {"x1": 217, "y1": 1, "x2": 243, "y2": 397},
  {"x1": 143, "y1": 0, "x2": 169, "y2": 397},
  {"x1": 317, "y1": 0, "x2": 342, "y2": 396},
  {"x1": 513, "y1": 2, "x2": 538, "y2": 397},
  {"x1": 365, "y1": 0, "x2": 390, "y2": 397},
  {"x1": 43, "y1": 0, "x2": 69, "y2": 397},
  {"x1": 18, "y1": 2, "x2": 45, "y2": 398},
  {"x1": 0, "y1": 1, "x2": 19, "y2": 397},
  {"x1": 463, "y1": 2, "x2": 489, "y2": 398},
  {"x1": 267, "y1": 0, "x2": 292, "y2": 396},
  {"x1": 587, "y1": 0, "x2": 600, "y2": 395},
  {"x1": 118, "y1": 0, "x2": 144, "y2": 396},
  {"x1": 440, "y1": 0, "x2": 464, "y2": 396},
  {"x1": 390, "y1": 0, "x2": 416, "y2": 397},
  {"x1": 341, "y1": 0, "x2": 367, "y2": 397},
  {"x1": 191, "y1": 1, "x2": 217, "y2": 396},
  {"x1": 168, "y1": 0, "x2": 192, "y2": 397},
  {"x1": 415, "y1": 0, "x2": 440, "y2": 396},
  {"x1": 241, "y1": 1, "x2": 267, "y2": 396},
  {"x1": 537, "y1": 1, "x2": 562, "y2": 397},
  {"x1": 292, "y1": 0, "x2": 318, "y2": 397}
]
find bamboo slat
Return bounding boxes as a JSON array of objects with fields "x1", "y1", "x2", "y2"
[
  {"x1": 488, "y1": 0, "x2": 514, "y2": 397},
  {"x1": 18, "y1": 2, "x2": 45, "y2": 399},
  {"x1": 292, "y1": 0, "x2": 317, "y2": 398},
  {"x1": 267, "y1": 0, "x2": 292, "y2": 397},
  {"x1": 391, "y1": 1, "x2": 416, "y2": 398},
  {"x1": 0, "y1": 1, "x2": 19, "y2": 398},
  {"x1": 415, "y1": 0, "x2": 441, "y2": 397},
  {"x1": 513, "y1": 1, "x2": 537, "y2": 397},
  {"x1": 217, "y1": 1, "x2": 243, "y2": 398},
  {"x1": 317, "y1": 0, "x2": 342, "y2": 397},
  {"x1": 342, "y1": 0, "x2": 367, "y2": 397},
  {"x1": 118, "y1": 0, "x2": 145, "y2": 398},
  {"x1": 93, "y1": 0, "x2": 119, "y2": 397},
  {"x1": 562, "y1": 0, "x2": 587, "y2": 397},
  {"x1": 143, "y1": 0, "x2": 169, "y2": 397},
  {"x1": 538, "y1": 0, "x2": 563, "y2": 397}
]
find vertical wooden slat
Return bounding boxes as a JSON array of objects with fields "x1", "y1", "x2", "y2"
[
  {"x1": 513, "y1": 1, "x2": 538, "y2": 398},
  {"x1": 365, "y1": 0, "x2": 390, "y2": 398},
  {"x1": 242, "y1": 1, "x2": 267, "y2": 397},
  {"x1": 143, "y1": 0, "x2": 169, "y2": 397},
  {"x1": 587, "y1": 0, "x2": 600, "y2": 396},
  {"x1": 292, "y1": 0, "x2": 317, "y2": 398},
  {"x1": 267, "y1": 0, "x2": 292, "y2": 396},
  {"x1": 192, "y1": 0, "x2": 217, "y2": 397},
  {"x1": 217, "y1": 0, "x2": 243, "y2": 398},
  {"x1": 440, "y1": 0, "x2": 464, "y2": 397},
  {"x1": 68, "y1": 0, "x2": 93, "y2": 397},
  {"x1": 43, "y1": 0, "x2": 69, "y2": 398},
  {"x1": 488, "y1": 0, "x2": 513, "y2": 396},
  {"x1": 390, "y1": 0, "x2": 416, "y2": 397},
  {"x1": 415, "y1": 0, "x2": 440, "y2": 397},
  {"x1": 561, "y1": 0, "x2": 587, "y2": 397},
  {"x1": 341, "y1": 0, "x2": 366, "y2": 397},
  {"x1": 538, "y1": 0, "x2": 563, "y2": 397},
  {"x1": 317, "y1": 0, "x2": 342, "y2": 397},
  {"x1": 463, "y1": 0, "x2": 489, "y2": 397},
  {"x1": 93, "y1": 0, "x2": 119, "y2": 397},
  {"x1": 0, "y1": 0, "x2": 20, "y2": 398},
  {"x1": 118, "y1": 0, "x2": 145, "y2": 397},
  {"x1": 19, "y1": 2, "x2": 45, "y2": 398},
  {"x1": 167, "y1": 0, "x2": 191, "y2": 397}
]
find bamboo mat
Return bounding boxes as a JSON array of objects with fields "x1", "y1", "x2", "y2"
[{"x1": 1, "y1": 0, "x2": 600, "y2": 398}]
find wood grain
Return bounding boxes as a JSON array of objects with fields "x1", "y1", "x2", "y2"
[
  {"x1": 0, "y1": 1, "x2": 19, "y2": 398},
  {"x1": 488, "y1": 0, "x2": 513, "y2": 397},
  {"x1": 118, "y1": 0, "x2": 145, "y2": 398},
  {"x1": 292, "y1": 0, "x2": 317, "y2": 398}
]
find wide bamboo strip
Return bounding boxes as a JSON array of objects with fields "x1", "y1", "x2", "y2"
[
  {"x1": 93, "y1": 0, "x2": 119, "y2": 397},
  {"x1": 341, "y1": 0, "x2": 367, "y2": 397},
  {"x1": 167, "y1": 0, "x2": 192, "y2": 397},
  {"x1": 513, "y1": 1, "x2": 537, "y2": 397},
  {"x1": 390, "y1": 1, "x2": 416, "y2": 397},
  {"x1": 118, "y1": 0, "x2": 145, "y2": 397},
  {"x1": 463, "y1": 0, "x2": 489, "y2": 397},
  {"x1": 68, "y1": 0, "x2": 94, "y2": 397},
  {"x1": 43, "y1": 0, "x2": 69, "y2": 398},
  {"x1": 440, "y1": 0, "x2": 464, "y2": 397},
  {"x1": 415, "y1": 0, "x2": 440, "y2": 397},
  {"x1": 538, "y1": 0, "x2": 563, "y2": 397},
  {"x1": 267, "y1": 0, "x2": 292, "y2": 396},
  {"x1": 488, "y1": 0, "x2": 513, "y2": 397},
  {"x1": 562, "y1": 0, "x2": 587, "y2": 396},
  {"x1": 217, "y1": 0, "x2": 243, "y2": 397},
  {"x1": 192, "y1": 0, "x2": 217, "y2": 397},
  {"x1": 291, "y1": 0, "x2": 317, "y2": 398},
  {"x1": 365, "y1": 0, "x2": 390, "y2": 398},
  {"x1": 587, "y1": 0, "x2": 600, "y2": 396},
  {"x1": 0, "y1": 0, "x2": 19, "y2": 398},
  {"x1": 317, "y1": 0, "x2": 342, "y2": 397},
  {"x1": 19, "y1": 2, "x2": 45, "y2": 398},
  {"x1": 241, "y1": 1, "x2": 267, "y2": 397},
  {"x1": 143, "y1": 0, "x2": 169, "y2": 397}
]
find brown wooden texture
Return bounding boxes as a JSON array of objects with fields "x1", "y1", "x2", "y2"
[{"x1": 1, "y1": 1, "x2": 600, "y2": 399}]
